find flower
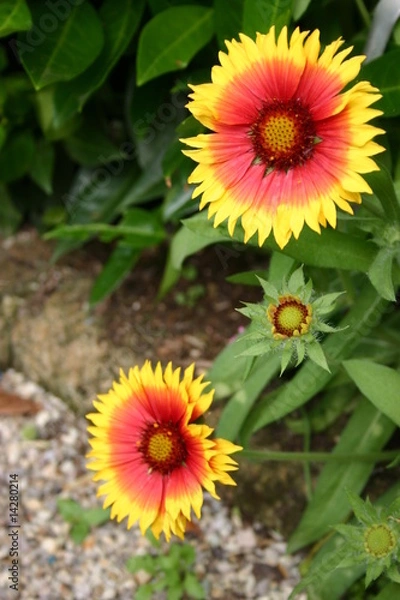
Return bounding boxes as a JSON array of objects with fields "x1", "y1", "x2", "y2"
[
  {"x1": 334, "y1": 490, "x2": 400, "y2": 587},
  {"x1": 181, "y1": 26, "x2": 385, "y2": 248},
  {"x1": 237, "y1": 266, "x2": 344, "y2": 373},
  {"x1": 86, "y1": 361, "x2": 242, "y2": 541}
]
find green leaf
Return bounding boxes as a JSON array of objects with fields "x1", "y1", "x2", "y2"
[
  {"x1": 64, "y1": 121, "x2": 122, "y2": 167},
  {"x1": 136, "y1": 6, "x2": 214, "y2": 85},
  {"x1": 29, "y1": 139, "x2": 55, "y2": 194},
  {"x1": 306, "y1": 342, "x2": 330, "y2": 372},
  {"x1": 158, "y1": 212, "x2": 230, "y2": 297},
  {"x1": 0, "y1": 185, "x2": 22, "y2": 235},
  {"x1": 361, "y1": 49, "x2": 400, "y2": 117},
  {"x1": 70, "y1": 521, "x2": 90, "y2": 545},
  {"x1": 19, "y1": 3, "x2": 104, "y2": 90},
  {"x1": 52, "y1": 0, "x2": 145, "y2": 127},
  {"x1": 45, "y1": 222, "x2": 165, "y2": 244},
  {"x1": 368, "y1": 247, "x2": 396, "y2": 301},
  {"x1": 90, "y1": 244, "x2": 140, "y2": 307},
  {"x1": 287, "y1": 398, "x2": 396, "y2": 553},
  {"x1": 344, "y1": 359, "x2": 400, "y2": 427},
  {"x1": 0, "y1": 0, "x2": 31, "y2": 38},
  {"x1": 216, "y1": 354, "x2": 281, "y2": 440},
  {"x1": 0, "y1": 131, "x2": 34, "y2": 183},
  {"x1": 215, "y1": 0, "x2": 244, "y2": 47},
  {"x1": 374, "y1": 583, "x2": 400, "y2": 599},
  {"x1": 242, "y1": 0, "x2": 292, "y2": 38},
  {"x1": 57, "y1": 498, "x2": 81, "y2": 522},
  {"x1": 292, "y1": 0, "x2": 313, "y2": 20},
  {"x1": 183, "y1": 573, "x2": 205, "y2": 599},
  {"x1": 365, "y1": 162, "x2": 400, "y2": 223},
  {"x1": 81, "y1": 507, "x2": 111, "y2": 527}
]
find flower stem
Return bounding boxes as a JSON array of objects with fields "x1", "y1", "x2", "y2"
[
  {"x1": 241, "y1": 449, "x2": 399, "y2": 463},
  {"x1": 354, "y1": 0, "x2": 371, "y2": 28}
]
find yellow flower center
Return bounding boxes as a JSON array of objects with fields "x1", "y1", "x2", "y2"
[
  {"x1": 250, "y1": 99, "x2": 318, "y2": 172},
  {"x1": 263, "y1": 115, "x2": 296, "y2": 154},
  {"x1": 138, "y1": 422, "x2": 187, "y2": 475},
  {"x1": 267, "y1": 294, "x2": 312, "y2": 339},
  {"x1": 364, "y1": 524, "x2": 396, "y2": 558}
]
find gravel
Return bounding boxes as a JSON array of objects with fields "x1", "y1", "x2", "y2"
[{"x1": 0, "y1": 369, "x2": 305, "y2": 600}]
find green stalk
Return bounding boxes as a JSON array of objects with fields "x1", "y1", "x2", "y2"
[
  {"x1": 354, "y1": 0, "x2": 371, "y2": 28},
  {"x1": 241, "y1": 449, "x2": 399, "y2": 464},
  {"x1": 240, "y1": 282, "x2": 388, "y2": 444}
]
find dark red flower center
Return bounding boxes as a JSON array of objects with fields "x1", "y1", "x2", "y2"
[
  {"x1": 250, "y1": 99, "x2": 318, "y2": 172},
  {"x1": 138, "y1": 421, "x2": 187, "y2": 475},
  {"x1": 267, "y1": 295, "x2": 312, "y2": 338}
]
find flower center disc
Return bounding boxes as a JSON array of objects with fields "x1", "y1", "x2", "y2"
[
  {"x1": 268, "y1": 295, "x2": 312, "y2": 338},
  {"x1": 250, "y1": 99, "x2": 317, "y2": 172},
  {"x1": 139, "y1": 422, "x2": 187, "y2": 475},
  {"x1": 364, "y1": 524, "x2": 395, "y2": 558}
]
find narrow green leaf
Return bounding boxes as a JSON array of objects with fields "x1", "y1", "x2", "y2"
[
  {"x1": 52, "y1": 0, "x2": 145, "y2": 126},
  {"x1": 217, "y1": 354, "x2": 281, "y2": 441},
  {"x1": 0, "y1": 0, "x2": 31, "y2": 38},
  {"x1": 70, "y1": 521, "x2": 90, "y2": 544},
  {"x1": 45, "y1": 223, "x2": 165, "y2": 244},
  {"x1": 365, "y1": 162, "x2": 400, "y2": 223},
  {"x1": 287, "y1": 399, "x2": 396, "y2": 552},
  {"x1": 19, "y1": 3, "x2": 104, "y2": 90},
  {"x1": 89, "y1": 244, "x2": 140, "y2": 306},
  {"x1": 136, "y1": 6, "x2": 214, "y2": 85},
  {"x1": 242, "y1": 0, "x2": 292, "y2": 38},
  {"x1": 292, "y1": 0, "x2": 313, "y2": 20},
  {"x1": 344, "y1": 359, "x2": 400, "y2": 427}
]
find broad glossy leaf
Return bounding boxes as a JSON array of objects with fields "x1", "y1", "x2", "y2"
[
  {"x1": 136, "y1": 6, "x2": 214, "y2": 85},
  {"x1": 0, "y1": 0, "x2": 31, "y2": 38},
  {"x1": 242, "y1": 0, "x2": 292, "y2": 37},
  {"x1": 19, "y1": 3, "x2": 104, "y2": 90},
  {"x1": 287, "y1": 398, "x2": 396, "y2": 552},
  {"x1": 344, "y1": 359, "x2": 400, "y2": 427},
  {"x1": 52, "y1": 0, "x2": 145, "y2": 127},
  {"x1": 361, "y1": 49, "x2": 400, "y2": 117}
]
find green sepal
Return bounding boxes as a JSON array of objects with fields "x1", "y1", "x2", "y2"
[{"x1": 307, "y1": 341, "x2": 330, "y2": 372}]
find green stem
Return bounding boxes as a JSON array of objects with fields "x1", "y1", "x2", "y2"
[
  {"x1": 354, "y1": 0, "x2": 371, "y2": 28},
  {"x1": 241, "y1": 449, "x2": 399, "y2": 463}
]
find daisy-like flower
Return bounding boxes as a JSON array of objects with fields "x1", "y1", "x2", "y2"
[
  {"x1": 86, "y1": 361, "x2": 241, "y2": 541},
  {"x1": 181, "y1": 26, "x2": 385, "y2": 248},
  {"x1": 237, "y1": 266, "x2": 344, "y2": 373}
]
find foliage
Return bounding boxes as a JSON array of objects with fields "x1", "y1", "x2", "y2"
[
  {"x1": 57, "y1": 498, "x2": 110, "y2": 544},
  {"x1": 126, "y1": 538, "x2": 205, "y2": 600},
  {"x1": 2, "y1": 0, "x2": 400, "y2": 597}
]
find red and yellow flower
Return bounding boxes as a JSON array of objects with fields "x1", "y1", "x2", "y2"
[
  {"x1": 86, "y1": 361, "x2": 241, "y2": 540},
  {"x1": 182, "y1": 26, "x2": 385, "y2": 248}
]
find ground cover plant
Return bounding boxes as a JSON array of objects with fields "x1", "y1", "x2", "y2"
[{"x1": 1, "y1": 0, "x2": 400, "y2": 597}]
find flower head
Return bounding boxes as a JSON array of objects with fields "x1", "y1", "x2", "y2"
[
  {"x1": 86, "y1": 361, "x2": 241, "y2": 541},
  {"x1": 182, "y1": 26, "x2": 384, "y2": 248},
  {"x1": 334, "y1": 490, "x2": 400, "y2": 587},
  {"x1": 237, "y1": 266, "x2": 344, "y2": 373}
]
